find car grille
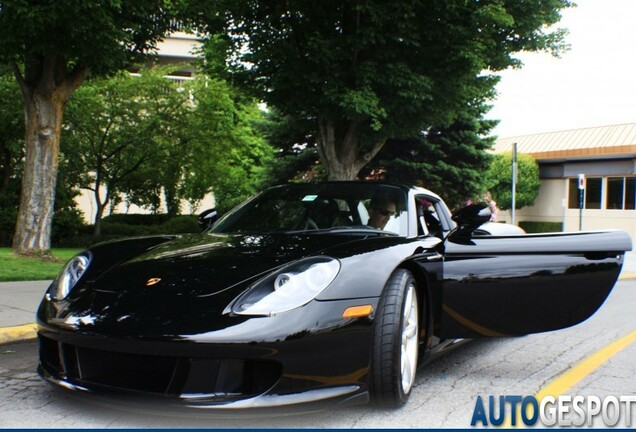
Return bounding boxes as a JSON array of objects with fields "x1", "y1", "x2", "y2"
[{"x1": 39, "y1": 335, "x2": 281, "y2": 401}]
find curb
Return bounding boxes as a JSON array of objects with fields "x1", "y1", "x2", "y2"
[
  {"x1": 619, "y1": 273, "x2": 636, "y2": 280},
  {"x1": 0, "y1": 323, "x2": 37, "y2": 345}
]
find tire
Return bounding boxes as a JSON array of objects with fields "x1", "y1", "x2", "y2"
[{"x1": 371, "y1": 269, "x2": 420, "y2": 407}]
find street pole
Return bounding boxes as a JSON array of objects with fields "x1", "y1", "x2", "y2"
[
  {"x1": 511, "y1": 143, "x2": 517, "y2": 225},
  {"x1": 578, "y1": 173, "x2": 585, "y2": 231},
  {"x1": 579, "y1": 188, "x2": 584, "y2": 230}
]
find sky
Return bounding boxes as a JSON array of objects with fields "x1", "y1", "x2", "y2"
[{"x1": 487, "y1": 0, "x2": 636, "y2": 138}]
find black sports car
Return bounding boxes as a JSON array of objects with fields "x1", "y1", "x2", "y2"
[{"x1": 37, "y1": 182, "x2": 632, "y2": 410}]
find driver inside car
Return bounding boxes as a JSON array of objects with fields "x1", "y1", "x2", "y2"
[{"x1": 367, "y1": 196, "x2": 397, "y2": 230}]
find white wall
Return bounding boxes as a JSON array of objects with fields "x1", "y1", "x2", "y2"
[
  {"x1": 74, "y1": 188, "x2": 215, "y2": 224},
  {"x1": 155, "y1": 31, "x2": 202, "y2": 59},
  {"x1": 563, "y1": 209, "x2": 636, "y2": 234}
]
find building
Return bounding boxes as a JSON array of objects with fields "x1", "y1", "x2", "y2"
[
  {"x1": 493, "y1": 123, "x2": 636, "y2": 238},
  {"x1": 145, "y1": 22, "x2": 202, "y2": 83}
]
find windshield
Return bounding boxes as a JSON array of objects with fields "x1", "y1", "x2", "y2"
[{"x1": 211, "y1": 183, "x2": 409, "y2": 236}]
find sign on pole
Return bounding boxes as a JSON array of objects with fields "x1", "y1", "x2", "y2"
[{"x1": 578, "y1": 173, "x2": 585, "y2": 230}]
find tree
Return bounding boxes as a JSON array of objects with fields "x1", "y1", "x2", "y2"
[
  {"x1": 486, "y1": 153, "x2": 541, "y2": 210},
  {"x1": 125, "y1": 78, "x2": 274, "y2": 214},
  {"x1": 206, "y1": 95, "x2": 274, "y2": 212},
  {"x1": 113, "y1": 72, "x2": 218, "y2": 218},
  {"x1": 258, "y1": 109, "x2": 323, "y2": 188},
  {"x1": 1, "y1": 69, "x2": 84, "y2": 246},
  {"x1": 64, "y1": 71, "x2": 273, "y2": 227},
  {"x1": 0, "y1": 1, "x2": 178, "y2": 255},
  {"x1": 170, "y1": 78, "x2": 237, "y2": 213},
  {"x1": 63, "y1": 70, "x2": 192, "y2": 235},
  {"x1": 367, "y1": 99, "x2": 497, "y2": 209},
  {"x1": 198, "y1": 0, "x2": 571, "y2": 181}
]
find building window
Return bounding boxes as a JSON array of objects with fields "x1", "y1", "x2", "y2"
[
  {"x1": 585, "y1": 178, "x2": 602, "y2": 209},
  {"x1": 568, "y1": 178, "x2": 580, "y2": 209},
  {"x1": 569, "y1": 177, "x2": 604, "y2": 209},
  {"x1": 627, "y1": 178, "x2": 636, "y2": 210},
  {"x1": 605, "y1": 177, "x2": 635, "y2": 210},
  {"x1": 605, "y1": 177, "x2": 636, "y2": 210},
  {"x1": 606, "y1": 177, "x2": 624, "y2": 209}
]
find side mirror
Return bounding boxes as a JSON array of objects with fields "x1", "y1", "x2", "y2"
[
  {"x1": 451, "y1": 204, "x2": 491, "y2": 237},
  {"x1": 197, "y1": 208, "x2": 220, "y2": 231}
]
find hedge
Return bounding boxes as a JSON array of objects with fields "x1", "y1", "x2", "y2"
[
  {"x1": 519, "y1": 221, "x2": 562, "y2": 234},
  {"x1": 53, "y1": 214, "x2": 200, "y2": 248},
  {"x1": 101, "y1": 213, "x2": 172, "y2": 226}
]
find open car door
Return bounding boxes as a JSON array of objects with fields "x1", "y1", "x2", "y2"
[{"x1": 440, "y1": 230, "x2": 632, "y2": 338}]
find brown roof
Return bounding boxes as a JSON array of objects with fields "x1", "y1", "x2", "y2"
[{"x1": 493, "y1": 123, "x2": 636, "y2": 160}]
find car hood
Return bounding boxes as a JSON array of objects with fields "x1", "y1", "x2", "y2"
[{"x1": 85, "y1": 232, "x2": 360, "y2": 297}]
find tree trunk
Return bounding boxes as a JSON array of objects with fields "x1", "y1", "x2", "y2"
[
  {"x1": 93, "y1": 202, "x2": 106, "y2": 237},
  {"x1": 91, "y1": 179, "x2": 109, "y2": 237},
  {"x1": 316, "y1": 117, "x2": 385, "y2": 181},
  {"x1": 164, "y1": 183, "x2": 180, "y2": 217},
  {"x1": 12, "y1": 92, "x2": 65, "y2": 256},
  {"x1": 11, "y1": 59, "x2": 88, "y2": 256}
]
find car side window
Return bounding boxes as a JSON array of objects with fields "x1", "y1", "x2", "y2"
[{"x1": 415, "y1": 196, "x2": 443, "y2": 238}]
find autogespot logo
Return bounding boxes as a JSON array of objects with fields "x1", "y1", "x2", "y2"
[{"x1": 470, "y1": 395, "x2": 636, "y2": 427}]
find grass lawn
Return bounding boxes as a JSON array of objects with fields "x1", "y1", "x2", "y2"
[{"x1": 0, "y1": 248, "x2": 82, "y2": 282}]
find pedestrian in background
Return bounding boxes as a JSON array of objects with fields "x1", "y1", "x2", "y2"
[{"x1": 484, "y1": 192, "x2": 499, "y2": 222}]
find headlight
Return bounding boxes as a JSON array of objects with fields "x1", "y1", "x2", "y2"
[
  {"x1": 51, "y1": 252, "x2": 92, "y2": 300},
  {"x1": 230, "y1": 256, "x2": 340, "y2": 316}
]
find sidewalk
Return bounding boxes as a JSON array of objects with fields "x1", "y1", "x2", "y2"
[
  {"x1": 0, "y1": 280, "x2": 51, "y2": 328},
  {"x1": 1, "y1": 252, "x2": 635, "y2": 343},
  {"x1": 0, "y1": 280, "x2": 50, "y2": 343}
]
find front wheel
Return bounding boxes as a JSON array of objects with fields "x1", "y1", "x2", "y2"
[{"x1": 371, "y1": 269, "x2": 420, "y2": 407}]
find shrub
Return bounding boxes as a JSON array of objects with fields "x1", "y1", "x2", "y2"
[
  {"x1": 52, "y1": 208, "x2": 86, "y2": 245},
  {"x1": 161, "y1": 216, "x2": 199, "y2": 234},
  {"x1": 0, "y1": 196, "x2": 18, "y2": 246},
  {"x1": 100, "y1": 222, "x2": 161, "y2": 236},
  {"x1": 519, "y1": 221, "x2": 562, "y2": 234},
  {"x1": 101, "y1": 213, "x2": 171, "y2": 226},
  {"x1": 57, "y1": 213, "x2": 200, "y2": 248}
]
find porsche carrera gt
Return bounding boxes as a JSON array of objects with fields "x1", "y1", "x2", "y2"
[{"x1": 36, "y1": 182, "x2": 632, "y2": 410}]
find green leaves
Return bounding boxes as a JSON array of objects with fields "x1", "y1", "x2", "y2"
[
  {"x1": 63, "y1": 70, "x2": 180, "y2": 219},
  {"x1": 199, "y1": 0, "x2": 572, "y2": 179},
  {"x1": 367, "y1": 100, "x2": 497, "y2": 209},
  {"x1": 339, "y1": 88, "x2": 386, "y2": 131},
  {"x1": 0, "y1": 73, "x2": 24, "y2": 245},
  {"x1": 0, "y1": 0, "x2": 175, "y2": 75},
  {"x1": 62, "y1": 70, "x2": 273, "y2": 221},
  {"x1": 486, "y1": 152, "x2": 541, "y2": 210}
]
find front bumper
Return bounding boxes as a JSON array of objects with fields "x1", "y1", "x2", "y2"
[{"x1": 37, "y1": 296, "x2": 379, "y2": 410}]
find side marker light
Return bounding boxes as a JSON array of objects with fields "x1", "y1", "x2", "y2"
[
  {"x1": 342, "y1": 305, "x2": 373, "y2": 318},
  {"x1": 146, "y1": 278, "x2": 162, "y2": 286}
]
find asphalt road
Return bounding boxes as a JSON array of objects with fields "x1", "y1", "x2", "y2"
[{"x1": 1, "y1": 279, "x2": 635, "y2": 428}]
